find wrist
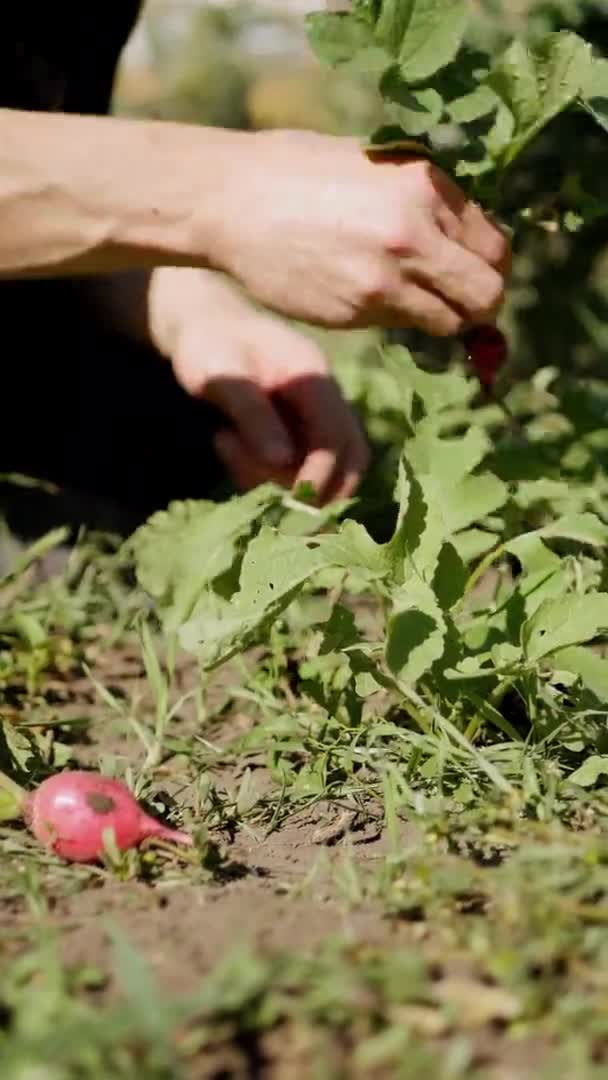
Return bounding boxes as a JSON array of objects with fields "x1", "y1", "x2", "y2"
[
  {"x1": 107, "y1": 121, "x2": 252, "y2": 272},
  {"x1": 147, "y1": 267, "x2": 254, "y2": 358}
]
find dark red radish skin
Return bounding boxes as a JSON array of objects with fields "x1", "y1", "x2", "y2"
[
  {"x1": 24, "y1": 771, "x2": 192, "y2": 863},
  {"x1": 463, "y1": 326, "x2": 508, "y2": 390}
]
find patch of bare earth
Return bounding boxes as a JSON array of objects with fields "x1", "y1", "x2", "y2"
[{"x1": 0, "y1": 641, "x2": 565, "y2": 1078}]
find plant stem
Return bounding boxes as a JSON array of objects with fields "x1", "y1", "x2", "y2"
[{"x1": 463, "y1": 542, "x2": 506, "y2": 599}]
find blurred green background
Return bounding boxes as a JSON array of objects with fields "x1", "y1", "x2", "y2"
[{"x1": 114, "y1": 1, "x2": 383, "y2": 133}]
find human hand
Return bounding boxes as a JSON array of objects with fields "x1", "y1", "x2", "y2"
[
  {"x1": 212, "y1": 130, "x2": 510, "y2": 335},
  {"x1": 149, "y1": 268, "x2": 369, "y2": 501}
]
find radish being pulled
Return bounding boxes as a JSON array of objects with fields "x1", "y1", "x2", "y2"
[
  {"x1": 1, "y1": 769, "x2": 192, "y2": 863},
  {"x1": 463, "y1": 326, "x2": 508, "y2": 391}
]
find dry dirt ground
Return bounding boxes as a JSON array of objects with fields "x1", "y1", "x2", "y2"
[
  {"x1": 2, "y1": 628, "x2": 608, "y2": 1079},
  {"x1": 3, "y1": 644, "x2": 406, "y2": 986}
]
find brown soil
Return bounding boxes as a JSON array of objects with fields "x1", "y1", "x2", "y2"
[
  {"x1": 0, "y1": 640, "x2": 555, "y2": 1079},
  {"x1": 2, "y1": 643, "x2": 397, "y2": 949}
]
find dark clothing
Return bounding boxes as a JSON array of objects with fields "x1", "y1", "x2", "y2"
[
  {"x1": 0, "y1": 3, "x2": 225, "y2": 540},
  {"x1": 1, "y1": 4, "x2": 141, "y2": 113},
  {"x1": 0, "y1": 280, "x2": 225, "y2": 540}
]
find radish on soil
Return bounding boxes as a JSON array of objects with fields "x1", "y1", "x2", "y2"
[{"x1": 1, "y1": 769, "x2": 192, "y2": 863}]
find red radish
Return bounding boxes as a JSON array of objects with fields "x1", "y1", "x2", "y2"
[
  {"x1": 21, "y1": 771, "x2": 192, "y2": 863},
  {"x1": 463, "y1": 326, "x2": 508, "y2": 390}
]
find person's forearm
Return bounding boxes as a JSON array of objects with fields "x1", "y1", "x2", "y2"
[{"x1": 0, "y1": 108, "x2": 245, "y2": 277}]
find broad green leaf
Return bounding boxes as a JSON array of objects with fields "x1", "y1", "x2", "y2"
[
  {"x1": 130, "y1": 486, "x2": 282, "y2": 631},
  {"x1": 350, "y1": 647, "x2": 398, "y2": 695},
  {"x1": 437, "y1": 472, "x2": 507, "y2": 534},
  {"x1": 179, "y1": 587, "x2": 299, "y2": 667},
  {"x1": 453, "y1": 528, "x2": 499, "y2": 562},
  {"x1": 384, "y1": 346, "x2": 473, "y2": 417},
  {"x1": 447, "y1": 84, "x2": 498, "y2": 123},
  {"x1": 514, "y1": 479, "x2": 588, "y2": 511},
  {"x1": 581, "y1": 56, "x2": 608, "y2": 133},
  {"x1": 569, "y1": 755, "x2": 608, "y2": 788},
  {"x1": 389, "y1": 456, "x2": 446, "y2": 582},
  {"x1": 404, "y1": 421, "x2": 507, "y2": 534},
  {"x1": 383, "y1": 360, "x2": 506, "y2": 571},
  {"x1": 505, "y1": 535, "x2": 564, "y2": 617},
  {"x1": 535, "y1": 512, "x2": 608, "y2": 547},
  {"x1": 180, "y1": 475, "x2": 456, "y2": 668},
  {"x1": 180, "y1": 522, "x2": 387, "y2": 667},
  {"x1": 485, "y1": 101, "x2": 516, "y2": 159},
  {"x1": 522, "y1": 593, "x2": 608, "y2": 662},
  {"x1": 375, "y1": 0, "x2": 469, "y2": 83},
  {"x1": 505, "y1": 514, "x2": 608, "y2": 618},
  {"x1": 386, "y1": 577, "x2": 446, "y2": 683},
  {"x1": 552, "y1": 645, "x2": 608, "y2": 702},
  {"x1": 506, "y1": 514, "x2": 608, "y2": 568},
  {"x1": 354, "y1": 670, "x2": 385, "y2": 697},
  {"x1": 278, "y1": 496, "x2": 353, "y2": 537},
  {"x1": 443, "y1": 653, "x2": 497, "y2": 681},
  {"x1": 380, "y1": 67, "x2": 444, "y2": 134},
  {"x1": 305, "y1": 11, "x2": 375, "y2": 66},
  {"x1": 407, "y1": 423, "x2": 491, "y2": 483},
  {"x1": 388, "y1": 88, "x2": 444, "y2": 136},
  {"x1": 454, "y1": 149, "x2": 500, "y2": 180},
  {"x1": 490, "y1": 642, "x2": 523, "y2": 669},
  {"x1": 488, "y1": 39, "x2": 539, "y2": 133},
  {"x1": 453, "y1": 100, "x2": 515, "y2": 176},
  {"x1": 488, "y1": 32, "x2": 593, "y2": 165},
  {"x1": 312, "y1": 521, "x2": 389, "y2": 576}
]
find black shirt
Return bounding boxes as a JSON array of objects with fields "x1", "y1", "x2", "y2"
[{"x1": 1, "y1": 3, "x2": 142, "y2": 114}]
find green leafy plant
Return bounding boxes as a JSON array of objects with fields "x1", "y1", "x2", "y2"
[
  {"x1": 125, "y1": 1, "x2": 608, "y2": 795},
  {"x1": 130, "y1": 346, "x2": 608, "y2": 789},
  {"x1": 306, "y1": 0, "x2": 608, "y2": 226}
]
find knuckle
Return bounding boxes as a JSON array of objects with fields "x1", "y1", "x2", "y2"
[
  {"x1": 468, "y1": 271, "x2": 504, "y2": 320},
  {"x1": 382, "y1": 212, "x2": 426, "y2": 257},
  {"x1": 354, "y1": 261, "x2": 393, "y2": 309}
]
